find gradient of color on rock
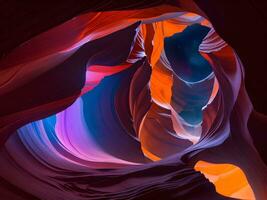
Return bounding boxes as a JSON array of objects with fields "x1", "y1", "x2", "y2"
[{"x1": 1, "y1": 3, "x2": 266, "y2": 200}]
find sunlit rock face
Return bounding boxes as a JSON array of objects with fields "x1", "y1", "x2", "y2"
[{"x1": 0, "y1": 2, "x2": 266, "y2": 200}]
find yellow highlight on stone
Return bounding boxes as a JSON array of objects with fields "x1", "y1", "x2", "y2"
[{"x1": 195, "y1": 161, "x2": 255, "y2": 200}]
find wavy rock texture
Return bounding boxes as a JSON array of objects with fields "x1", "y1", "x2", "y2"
[{"x1": 0, "y1": 1, "x2": 266, "y2": 200}]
